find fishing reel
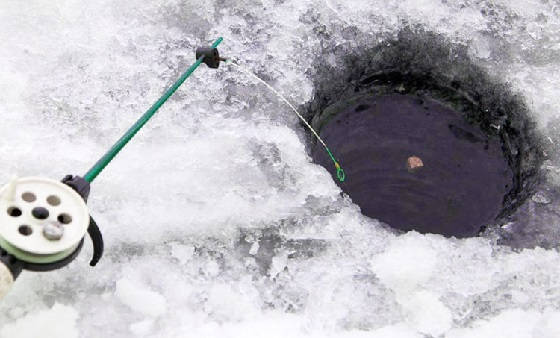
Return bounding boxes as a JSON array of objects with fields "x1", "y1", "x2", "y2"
[{"x1": 0, "y1": 175, "x2": 103, "y2": 299}]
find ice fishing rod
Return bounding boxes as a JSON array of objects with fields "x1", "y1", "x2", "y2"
[
  {"x1": 0, "y1": 36, "x2": 346, "y2": 300},
  {"x1": 0, "y1": 37, "x2": 225, "y2": 300}
]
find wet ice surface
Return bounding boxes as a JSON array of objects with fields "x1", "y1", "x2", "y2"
[{"x1": 0, "y1": 0, "x2": 560, "y2": 337}]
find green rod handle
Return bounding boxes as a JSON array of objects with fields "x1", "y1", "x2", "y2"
[{"x1": 84, "y1": 37, "x2": 224, "y2": 183}]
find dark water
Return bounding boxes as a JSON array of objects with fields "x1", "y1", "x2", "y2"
[{"x1": 312, "y1": 94, "x2": 513, "y2": 237}]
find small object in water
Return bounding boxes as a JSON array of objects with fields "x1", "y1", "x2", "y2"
[
  {"x1": 407, "y1": 156, "x2": 424, "y2": 171},
  {"x1": 43, "y1": 222, "x2": 64, "y2": 241}
]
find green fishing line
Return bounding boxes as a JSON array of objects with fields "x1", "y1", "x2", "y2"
[{"x1": 228, "y1": 60, "x2": 346, "y2": 182}]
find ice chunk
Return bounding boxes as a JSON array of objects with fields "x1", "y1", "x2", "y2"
[
  {"x1": 0, "y1": 303, "x2": 79, "y2": 338},
  {"x1": 270, "y1": 251, "x2": 289, "y2": 277},
  {"x1": 368, "y1": 324, "x2": 423, "y2": 338},
  {"x1": 169, "y1": 242, "x2": 195, "y2": 265},
  {"x1": 370, "y1": 232, "x2": 438, "y2": 292},
  {"x1": 400, "y1": 291, "x2": 452, "y2": 336},
  {"x1": 204, "y1": 282, "x2": 259, "y2": 322},
  {"x1": 115, "y1": 278, "x2": 167, "y2": 317},
  {"x1": 446, "y1": 309, "x2": 549, "y2": 338},
  {"x1": 129, "y1": 319, "x2": 154, "y2": 336}
]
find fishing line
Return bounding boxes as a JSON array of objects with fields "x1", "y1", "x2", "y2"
[{"x1": 227, "y1": 60, "x2": 346, "y2": 182}]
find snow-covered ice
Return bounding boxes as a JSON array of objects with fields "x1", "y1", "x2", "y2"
[{"x1": 1, "y1": 0, "x2": 560, "y2": 337}]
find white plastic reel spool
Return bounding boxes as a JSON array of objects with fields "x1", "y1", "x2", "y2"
[{"x1": 0, "y1": 177, "x2": 89, "y2": 264}]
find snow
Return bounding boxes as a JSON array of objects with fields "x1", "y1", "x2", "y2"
[
  {"x1": 0, "y1": 0, "x2": 559, "y2": 337},
  {"x1": 447, "y1": 309, "x2": 560, "y2": 338},
  {"x1": 0, "y1": 303, "x2": 79, "y2": 338},
  {"x1": 370, "y1": 233, "x2": 438, "y2": 292},
  {"x1": 115, "y1": 278, "x2": 167, "y2": 317}
]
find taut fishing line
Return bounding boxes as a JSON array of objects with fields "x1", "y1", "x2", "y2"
[{"x1": 227, "y1": 60, "x2": 346, "y2": 182}]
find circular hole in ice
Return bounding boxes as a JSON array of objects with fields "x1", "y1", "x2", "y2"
[{"x1": 307, "y1": 33, "x2": 543, "y2": 238}]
